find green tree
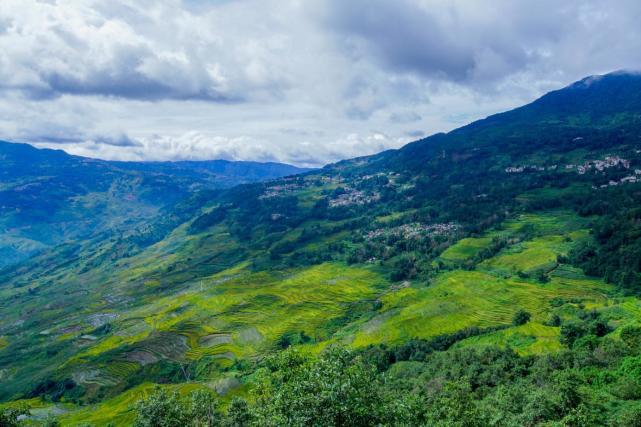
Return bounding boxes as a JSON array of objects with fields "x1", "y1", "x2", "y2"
[
  {"x1": 134, "y1": 387, "x2": 222, "y2": 427},
  {"x1": 617, "y1": 404, "x2": 641, "y2": 427},
  {"x1": 189, "y1": 389, "x2": 220, "y2": 427},
  {"x1": 423, "y1": 380, "x2": 486, "y2": 427},
  {"x1": 252, "y1": 347, "x2": 396, "y2": 426},
  {"x1": 545, "y1": 313, "x2": 561, "y2": 327},
  {"x1": 133, "y1": 387, "x2": 188, "y2": 427},
  {"x1": 512, "y1": 309, "x2": 531, "y2": 326},
  {"x1": 560, "y1": 321, "x2": 587, "y2": 347},
  {"x1": 224, "y1": 397, "x2": 252, "y2": 427},
  {"x1": 621, "y1": 325, "x2": 641, "y2": 353},
  {"x1": 0, "y1": 404, "x2": 29, "y2": 427}
]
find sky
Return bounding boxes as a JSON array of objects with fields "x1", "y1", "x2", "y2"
[{"x1": 1, "y1": 1, "x2": 641, "y2": 167}]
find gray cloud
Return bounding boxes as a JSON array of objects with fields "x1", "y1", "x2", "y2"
[
  {"x1": 390, "y1": 112, "x2": 422, "y2": 124},
  {"x1": 405, "y1": 130, "x2": 425, "y2": 138},
  {"x1": 0, "y1": 0, "x2": 281, "y2": 102},
  {"x1": 326, "y1": 0, "x2": 478, "y2": 81},
  {"x1": 1, "y1": 0, "x2": 641, "y2": 166},
  {"x1": 323, "y1": 0, "x2": 573, "y2": 84}
]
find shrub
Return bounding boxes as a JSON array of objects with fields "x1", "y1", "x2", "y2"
[
  {"x1": 513, "y1": 309, "x2": 532, "y2": 326},
  {"x1": 620, "y1": 325, "x2": 641, "y2": 352},
  {"x1": 133, "y1": 387, "x2": 220, "y2": 427},
  {"x1": 560, "y1": 321, "x2": 588, "y2": 347},
  {"x1": 0, "y1": 404, "x2": 29, "y2": 427},
  {"x1": 545, "y1": 314, "x2": 561, "y2": 327}
]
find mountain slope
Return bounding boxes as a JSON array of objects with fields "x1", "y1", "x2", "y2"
[
  {"x1": 0, "y1": 141, "x2": 311, "y2": 268},
  {"x1": 2, "y1": 71, "x2": 641, "y2": 423}
]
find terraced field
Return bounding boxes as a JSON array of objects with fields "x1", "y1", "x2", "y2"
[
  {"x1": 0, "y1": 210, "x2": 628, "y2": 423},
  {"x1": 350, "y1": 211, "x2": 615, "y2": 352},
  {"x1": 479, "y1": 235, "x2": 564, "y2": 274},
  {"x1": 350, "y1": 270, "x2": 610, "y2": 348},
  {"x1": 53, "y1": 262, "x2": 385, "y2": 395},
  {"x1": 439, "y1": 236, "x2": 494, "y2": 262}
]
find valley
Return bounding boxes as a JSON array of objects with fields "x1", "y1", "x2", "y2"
[{"x1": 3, "y1": 72, "x2": 641, "y2": 425}]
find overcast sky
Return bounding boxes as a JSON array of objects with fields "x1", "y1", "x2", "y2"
[{"x1": 1, "y1": 0, "x2": 641, "y2": 167}]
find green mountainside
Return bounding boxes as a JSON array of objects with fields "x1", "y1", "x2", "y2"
[
  {"x1": 2, "y1": 71, "x2": 641, "y2": 425},
  {"x1": 0, "y1": 141, "x2": 310, "y2": 268}
]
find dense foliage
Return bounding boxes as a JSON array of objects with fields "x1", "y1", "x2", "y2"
[{"x1": 126, "y1": 324, "x2": 641, "y2": 426}]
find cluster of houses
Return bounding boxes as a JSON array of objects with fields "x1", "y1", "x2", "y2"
[
  {"x1": 365, "y1": 222, "x2": 459, "y2": 241},
  {"x1": 505, "y1": 165, "x2": 556, "y2": 173},
  {"x1": 259, "y1": 183, "x2": 303, "y2": 199},
  {"x1": 505, "y1": 155, "x2": 633, "y2": 176},
  {"x1": 328, "y1": 189, "x2": 381, "y2": 207},
  {"x1": 592, "y1": 170, "x2": 641, "y2": 189},
  {"x1": 576, "y1": 156, "x2": 630, "y2": 174},
  {"x1": 319, "y1": 176, "x2": 343, "y2": 184}
]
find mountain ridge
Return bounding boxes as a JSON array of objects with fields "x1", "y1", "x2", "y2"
[{"x1": 0, "y1": 139, "x2": 312, "y2": 268}]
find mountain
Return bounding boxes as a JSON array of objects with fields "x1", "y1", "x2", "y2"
[
  {"x1": 0, "y1": 141, "x2": 311, "y2": 268},
  {"x1": 2, "y1": 72, "x2": 641, "y2": 425}
]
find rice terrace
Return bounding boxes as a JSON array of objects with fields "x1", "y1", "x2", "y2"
[{"x1": 3, "y1": 1, "x2": 641, "y2": 426}]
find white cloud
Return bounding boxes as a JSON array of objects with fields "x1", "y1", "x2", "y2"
[
  {"x1": 33, "y1": 130, "x2": 409, "y2": 169},
  {"x1": 1, "y1": 0, "x2": 641, "y2": 166}
]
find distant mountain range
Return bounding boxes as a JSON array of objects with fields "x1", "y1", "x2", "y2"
[{"x1": 0, "y1": 141, "x2": 311, "y2": 267}]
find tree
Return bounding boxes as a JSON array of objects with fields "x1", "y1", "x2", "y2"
[
  {"x1": 545, "y1": 314, "x2": 561, "y2": 327},
  {"x1": 133, "y1": 387, "x2": 186, "y2": 427},
  {"x1": 560, "y1": 321, "x2": 588, "y2": 347},
  {"x1": 224, "y1": 398, "x2": 252, "y2": 427},
  {"x1": 423, "y1": 380, "x2": 486, "y2": 427},
  {"x1": 621, "y1": 325, "x2": 641, "y2": 352},
  {"x1": 512, "y1": 309, "x2": 531, "y2": 326},
  {"x1": 133, "y1": 387, "x2": 220, "y2": 427},
  {"x1": 617, "y1": 404, "x2": 641, "y2": 427},
  {"x1": 0, "y1": 404, "x2": 29, "y2": 427},
  {"x1": 252, "y1": 347, "x2": 397, "y2": 426},
  {"x1": 189, "y1": 389, "x2": 220, "y2": 427}
]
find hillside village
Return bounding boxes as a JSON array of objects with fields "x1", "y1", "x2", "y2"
[
  {"x1": 504, "y1": 154, "x2": 641, "y2": 188},
  {"x1": 365, "y1": 222, "x2": 460, "y2": 241}
]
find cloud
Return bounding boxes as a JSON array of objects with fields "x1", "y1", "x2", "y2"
[
  {"x1": 32, "y1": 130, "x2": 409, "y2": 168},
  {"x1": 2, "y1": 1, "x2": 641, "y2": 166},
  {"x1": 390, "y1": 112, "x2": 422, "y2": 124},
  {"x1": 324, "y1": 0, "x2": 641, "y2": 86},
  {"x1": 0, "y1": 0, "x2": 285, "y2": 101},
  {"x1": 323, "y1": 0, "x2": 560, "y2": 84},
  {"x1": 405, "y1": 130, "x2": 425, "y2": 138}
]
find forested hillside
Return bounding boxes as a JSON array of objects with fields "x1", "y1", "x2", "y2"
[
  {"x1": 2, "y1": 72, "x2": 641, "y2": 425},
  {"x1": 0, "y1": 141, "x2": 310, "y2": 268}
]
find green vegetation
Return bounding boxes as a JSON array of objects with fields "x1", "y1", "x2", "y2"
[
  {"x1": 93, "y1": 323, "x2": 641, "y2": 425},
  {"x1": 439, "y1": 236, "x2": 494, "y2": 262},
  {"x1": 512, "y1": 309, "x2": 532, "y2": 326},
  {"x1": 3, "y1": 72, "x2": 641, "y2": 424}
]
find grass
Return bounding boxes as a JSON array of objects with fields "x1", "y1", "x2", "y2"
[
  {"x1": 350, "y1": 270, "x2": 610, "y2": 348},
  {"x1": 439, "y1": 237, "x2": 493, "y2": 262},
  {"x1": 479, "y1": 235, "x2": 564, "y2": 274},
  {"x1": 453, "y1": 322, "x2": 563, "y2": 355}
]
